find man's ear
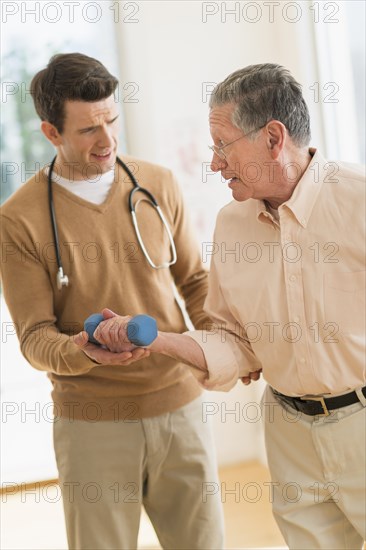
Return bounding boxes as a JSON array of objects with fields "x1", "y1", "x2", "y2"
[
  {"x1": 266, "y1": 121, "x2": 286, "y2": 159},
  {"x1": 41, "y1": 121, "x2": 63, "y2": 146}
]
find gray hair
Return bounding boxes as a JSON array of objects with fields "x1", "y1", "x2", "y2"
[{"x1": 209, "y1": 64, "x2": 311, "y2": 147}]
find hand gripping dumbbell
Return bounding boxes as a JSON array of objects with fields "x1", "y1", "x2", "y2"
[{"x1": 84, "y1": 313, "x2": 158, "y2": 347}]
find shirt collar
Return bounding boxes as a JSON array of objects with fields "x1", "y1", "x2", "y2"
[
  {"x1": 282, "y1": 147, "x2": 325, "y2": 228},
  {"x1": 256, "y1": 200, "x2": 277, "y2": 226},
  {"x1": 257, "y1": 148, "x2": 325, "y2": 228}
]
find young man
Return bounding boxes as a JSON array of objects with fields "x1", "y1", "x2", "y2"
[
  {"x1": 0, "y1": 53, "x2": 224, "y2": 549},
  {"x1": 90, "y1": 64, "x2": 366, "y2": 550}
]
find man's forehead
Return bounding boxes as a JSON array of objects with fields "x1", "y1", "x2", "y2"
[
  {"x1": 209, "y1": 104, "x2": 235, "y2": 131},
  {"x1": 64, "y1": 96, "x2": 117, "y2": 121}
]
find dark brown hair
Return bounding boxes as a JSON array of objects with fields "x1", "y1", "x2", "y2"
[{"x1": 30, "y1": 53, "x2": 119, "y2": 133}]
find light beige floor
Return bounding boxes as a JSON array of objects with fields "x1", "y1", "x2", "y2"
[{"x1": 1, "y1": 461, "x2": 286, "y2": 549}]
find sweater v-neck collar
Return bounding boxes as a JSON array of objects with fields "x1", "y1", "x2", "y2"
[{"x1": 41, "y1": 160, "x2": 128, "y2": 213}]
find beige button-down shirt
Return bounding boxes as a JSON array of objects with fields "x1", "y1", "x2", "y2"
[{"x1": 188, "y1": 149, "x2": 365, "y2": 396}]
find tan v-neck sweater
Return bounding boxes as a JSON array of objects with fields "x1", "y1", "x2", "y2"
[{"x1": 1, "y1": 156, "x2": 210, "y2": 420}]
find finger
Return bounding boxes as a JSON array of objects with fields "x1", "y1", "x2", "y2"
[
  {"x1": 94, "y1": 318, "x2": 117, "y2": 344},
  {"x1": 89, "y1": 349, "x2": 133, "y2": 365},
  {"x1": 129, "y1": 347, "x2": 148, "y2": 360},
  {"x1": 107, "y1": 351, "x2": 143, "y2": 364},
  {"x1": 96, "y1": 317, "x2": 128, "y2": 346},
  {"x1": 118, "y1": 348, "x2": 150, "y2": 362},
  {"x1": 103, "y1": 351, "x2": 133, "y2": 363},
  {"x1": 102, "y1": 308, "x2": 118, "y2": 320},
  {"x1": 117, "y1": 320, "x2": 131, "y2": 344},
  {"x1": 112, "y1": 320, "x2": 131, "y2": 349},
  {"x1": 73, "y1": 331, "x2": 89, "y2": 347},
  {"x1": 240, "y1": 376, "x2": 251, "y2": 385},
  {"x1": 250, "y1": 371, "x2": 261, "y2": 381},
  {"x1": 102, "y1": 318, "x2": 119, "y2": 345},
  {"x1": 116, "y1": 349, "x2": 151, "y2": 365}
]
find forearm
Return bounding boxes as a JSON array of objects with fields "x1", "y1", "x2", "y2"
[
  {"x1": 150, "y1": 332, "x2": 208, "y2": 373},
  {"x1": 21, "y1": 324, "x2": 97, "y2": 376}
]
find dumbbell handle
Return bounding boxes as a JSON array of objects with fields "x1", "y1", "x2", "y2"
[{"x1": 84, "y1": 313, "x2": 158, "y2": 347}]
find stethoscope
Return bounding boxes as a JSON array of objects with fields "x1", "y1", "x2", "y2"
[{"x1": 48, "y1": 156, "x2": 177, "y2": 290}]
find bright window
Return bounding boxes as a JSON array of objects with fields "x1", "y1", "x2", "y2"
[{"x1": 311, "y1": 0, "x2": 365, "y2": 163}]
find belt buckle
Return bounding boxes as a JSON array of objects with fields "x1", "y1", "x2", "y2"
[{"x1": 301, "y1": 396, "x2": 330, "y2": 416}]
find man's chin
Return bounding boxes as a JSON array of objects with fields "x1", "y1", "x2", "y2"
[
  {"x1": 228, "y1": 179, "x2": 249, "y2": 202},
  {"x1": 89, "y1": 152, "x2": 117, "y2": 169},
  {"x1": 231, "y1": 189, "x2": 249, "y2": 202}
]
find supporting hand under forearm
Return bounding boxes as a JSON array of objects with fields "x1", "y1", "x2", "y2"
[
  {"x1": 89, "y1": 310, "x2": 261, "y2": 386},
  {"x1": 93, "y1": 310, "x2": 208, "y2": 372}
]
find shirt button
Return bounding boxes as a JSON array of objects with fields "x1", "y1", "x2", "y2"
[
  {"x1": 290, "y1": 275, "x2": 296, "y2": 282},
  {"x1": 294, "y1": 316, "x2": 300, "y2": 323},
  {"x1": 299, "y1": 357, "x2": 306, "y2": 364}
]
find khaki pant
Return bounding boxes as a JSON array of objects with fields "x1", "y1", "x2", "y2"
[
  {"x1": 53, "y1": 395, "x2": 224, "y2": 549},
  {"x1": 262, "y1": 385, "x2": 366, "y2": 549}
]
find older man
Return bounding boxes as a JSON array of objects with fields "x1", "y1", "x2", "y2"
[{"x1": 89, "y1": 64, "x2": 366, "y2": 549}]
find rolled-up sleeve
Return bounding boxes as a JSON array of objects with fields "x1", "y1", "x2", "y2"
[{"x1": 184, "y1": 246, "x2": 262, "y2": 392}]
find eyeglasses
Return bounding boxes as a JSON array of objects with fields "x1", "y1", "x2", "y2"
[{"x1": 208, "y1": 123, "x2": 268, "y2": 160}]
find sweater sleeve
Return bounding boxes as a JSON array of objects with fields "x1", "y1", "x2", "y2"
[
  {"x1": 168, "y1": 174, "x2": 213, "y2": 330},
  {"x1": 0, "y1": 214, "x2": 96, "y2": 376}
]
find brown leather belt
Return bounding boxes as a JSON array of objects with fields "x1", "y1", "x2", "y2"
[{"x1": 272, "y1": 387, "x2": 366, "y2": 416}]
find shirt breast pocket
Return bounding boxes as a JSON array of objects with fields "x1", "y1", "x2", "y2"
[{"x1": 324, "y1": 271, "x2": 365, "y2": 334}]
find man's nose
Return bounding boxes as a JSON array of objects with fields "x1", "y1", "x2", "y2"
[
  {"x1": 210, "y1": 154, "x2": 227, "y2": 173},
  {"x1": 97, "y1": 125, "x2": 115, "y2": 147}
]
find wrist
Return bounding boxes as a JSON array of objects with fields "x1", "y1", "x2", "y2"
[{"x1": 148, "y1": 331, "x2": 167, "y2": 353}]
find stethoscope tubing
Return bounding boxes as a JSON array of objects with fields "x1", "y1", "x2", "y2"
[
  {"x1": 48, "y1": 156, "x2": 63, "y2": 270},
  {"x1": 47, "y1": 155, "x2": 177, "y2": 287}
]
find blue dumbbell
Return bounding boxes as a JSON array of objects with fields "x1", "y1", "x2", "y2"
[{"x1": 84, "y1": 313, "x2": 158, "y2": 347}]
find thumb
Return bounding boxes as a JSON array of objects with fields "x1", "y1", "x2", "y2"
[
  {"x1": 73, "y1": 331, "x2": 89, "y2": 347},
  {"x1": 102, "y1": 308, "x2": 118, "y2": 320}
]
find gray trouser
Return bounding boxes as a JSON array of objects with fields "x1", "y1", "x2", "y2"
[{"x1": 54, "y1": 394, "x2": 225, "y2": 549}]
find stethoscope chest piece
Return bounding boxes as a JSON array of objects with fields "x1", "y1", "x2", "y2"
[{"x1": 56, "y1": 267, "x2": 69, "y2": 289}]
